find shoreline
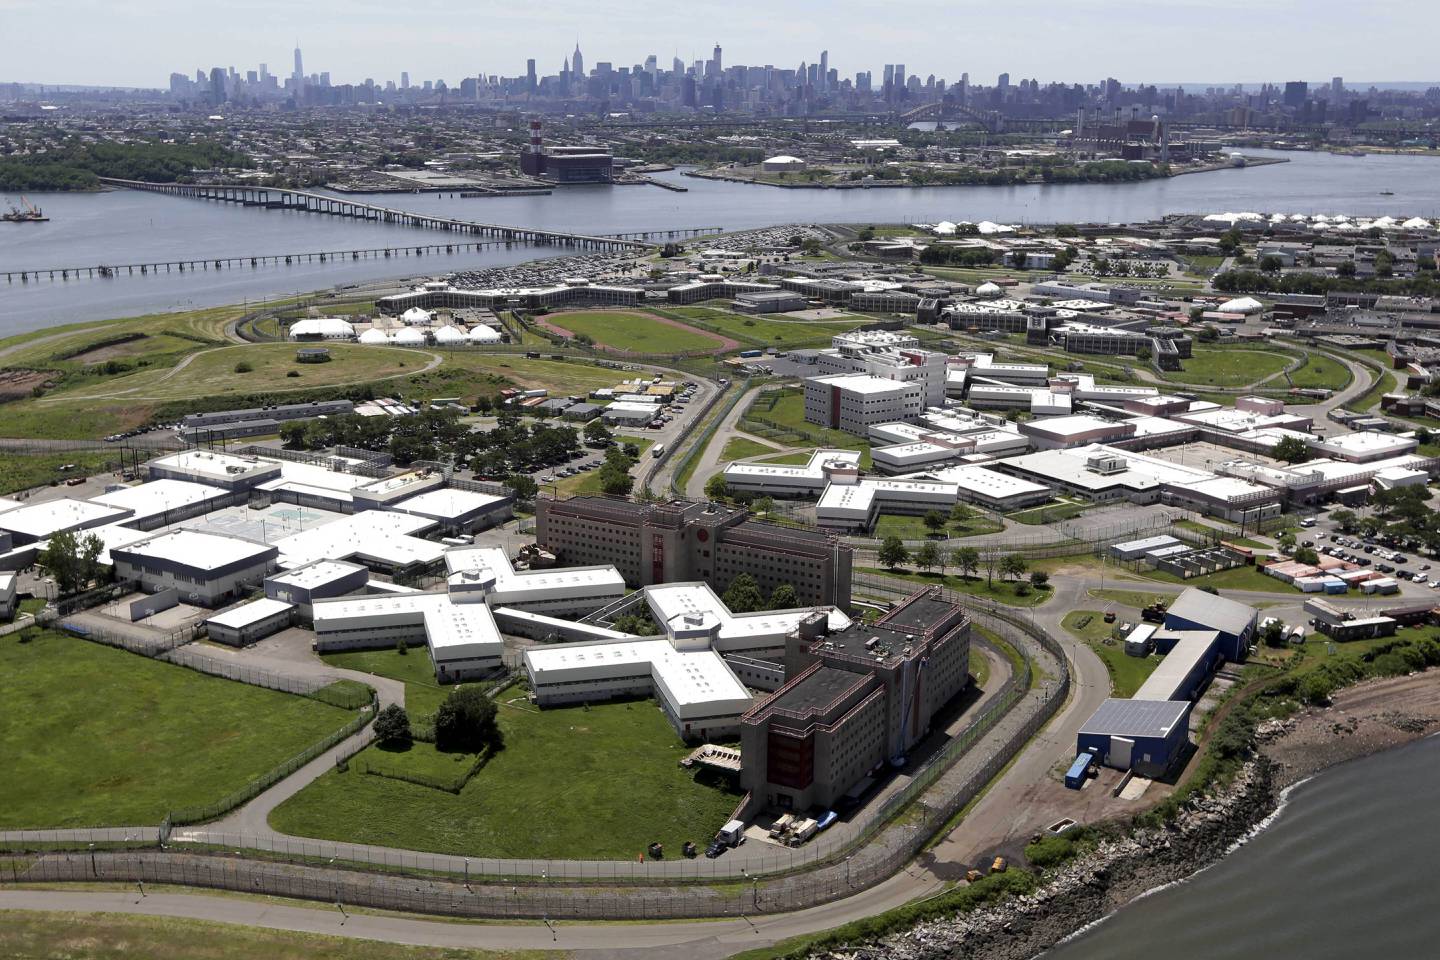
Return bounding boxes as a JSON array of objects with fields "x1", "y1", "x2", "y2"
[{"x1": 810, "y1": 670, "x2": 1440, "y2": 960}]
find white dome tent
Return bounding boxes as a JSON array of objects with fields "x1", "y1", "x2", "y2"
[
  {"x1": 432, "y1": 325, "x2": 466, "y2": 345},
  {"x1": 1218, "y1": 297, "x2": 1264, "y2": 315},
  {"x1": 357, "y1": 328, "x2": 389, "y2": 345},
  {"x1": 391, "y1": 328, "x2": 426, "y2": 345},
  {"x1": 401, "y1": 307, "x2": 433, "y2": 326},
  {"x1": 468, "y1": 325, "x2": 502, "y2": 344},
  {"x1": 975, "y1": 281, "x2": 1003, "y2": 298}
]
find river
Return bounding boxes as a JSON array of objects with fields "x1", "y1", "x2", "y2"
[
  {"x1": 1, "y1": 148, "x2": 1437, "y2": 336},
  {"x1": 1040, "y1": 734, "x2": 1440, "y2": 960}
]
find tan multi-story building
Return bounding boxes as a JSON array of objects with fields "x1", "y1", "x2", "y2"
[
  {"x1": 737, "y1": 588, "x2": 971, "y2": 814},
  {"x1": 535, "y1": 496, "x2": 852, "y2": 609}
]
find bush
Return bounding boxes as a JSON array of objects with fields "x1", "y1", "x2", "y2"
[
  {"x1": 233, "y1": 360, "x2": 254, "y2": 374},
  {"x1": 286, "y1": 370, "x2": 300, "y2": 378}
]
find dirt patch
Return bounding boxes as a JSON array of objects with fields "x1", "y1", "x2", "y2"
[
  {"x1": 536, "y1": 310, "x2": 741, "y2": 354},
  {"x1": 0, "y1": 369, "x2": 58, "y2": 403},
  {"x1": 69, "y1": 334, "x2": 153, "y2": 364}
]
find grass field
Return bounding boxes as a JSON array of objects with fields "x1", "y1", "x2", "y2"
[
  {"x1": 552, "y1": 436, "x2": 652, "y2": 497},
  {"x1": 857, "y1": 567, "x2": 1050, "y2": 607},
  {"x1": 1140, "y1": 563, "x2": 1287, "y2": 593},
  {"x1": 544, "y1": 311, "x2": 725, "y2": 353},
  {"x1": 719, "y1": 436, "x2": 776, "y2": 462},
  {"x1": 0, "y1": 911, "x2": 551, "y2": 960},
  {"x1": 1287, "y1": 352, "x2": 1353, "y2": 392},
  {"x1": 1, "y1": 630, "x2": 353, "y2": 829},
  {"x1": 0, "y1": 451, "x2": 128, "y2": 495},
  {"x1": 1160, "y1": 347, "x2": 1292, "y2": 388},
  {"x1": 321, "y1": 647, "x2": 450, "y2": 721},
  {"x1": 872, "y1": 510, "x2": 1003, "y2": 540},
  {"x1": 1173, "y1": 519, "x2": 1271, "y2": 550},
  {"x1": 758, "y1": 451, "x2": 814, "y2": 465},
  {"x1": 269, "y1": 685, "x2": 742, "y2": 860},
  {"x1": 658, "y1": 306, "x2": 865, "y2": 348},
  {"x1": 1062, "y1": 611, "x2": 1159, "y2": 698},
  {"x1": 1351, "y1": 364, "x2": 1399, "y2": 413},
  {"x1": 742, "y1": 388, "x2": 872, "y2": 465},
  {"x1": 1007, "y1": 500, "x2": 1094, "y2": 525}
]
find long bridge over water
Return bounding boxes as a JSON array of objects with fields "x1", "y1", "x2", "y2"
[{"x1": 97, "y1": 178, "x2": 657, "y2": 252}]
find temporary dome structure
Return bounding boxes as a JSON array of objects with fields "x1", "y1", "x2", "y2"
[
  {"x1": 468, "y1": 325, "x2": 503, "y2": 343},
  {"x1": 392, "y1": 328, "x2": 426, "y2": 345},
  {"x1": 976, "y1": 281, "x2": 1003, "y2": 298},
  {"x1": 401, "y1": 307, "x2": 432, "y2": 325},
  {"x1": 1218, "y1": 297, "x2": 1264, "y2": 315},
  {"x1": 432, "y1": 325, "x2": 466, "y2": 344},
  {"x1": 357, "y1": 328, "x2": 389, "y2": 344}
]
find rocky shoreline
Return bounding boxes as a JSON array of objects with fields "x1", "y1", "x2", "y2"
[{"x1": 813, "y1": 672, "x2": 1440, "y2": 960}]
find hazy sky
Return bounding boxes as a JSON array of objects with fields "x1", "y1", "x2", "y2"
[{"x1": 4, "y1": 0, "x2": 1437, "y2": 88}]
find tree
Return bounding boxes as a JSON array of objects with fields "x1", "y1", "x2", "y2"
[
  {"x1": 1293, "y1": 546, "x2": 1320, "y2": 565},
  {"x1": 923, "y1": 510, "x2": 947, "y2": 537},
  {"x1": 935, "y1": 547, "x2": 950, "y2": 576},
  {"x1": 723, "y1": 573, "x2": 765, "y2": 613},
  {"x1": 1337, "y1": 261, "x2": 1357, "y2": 278},
  {"x1": 434, "y1": 687, "x2": 502, "y2": 754},
  {"x1": 506, "y1": 473, "x2": 538, "y2": 502},
  {"x1": 1259, "y1": 255, "x2": 1284, "y2": 273},
  {"x1": 583, "y1": 420, "x2": 612, "y2": 446},
  {"x1": 1273, "y1": 435, "x2": 1311, "y2": 464},
  {"x1": 1135, "y1": 345, "x2": 1152, "y2": 362},
  {"x1": 915, "y1": 541, "x2": 942, "y2": 573},
  {"x1": 1000, "y1": 554, "x2": 1028, "y2": 581},
  {"x1": 1261, "y1": 620, "x2": 1288, "y2": 648},
  {"x1": 983, "y1": 550, "x2": 999, "y2": 587},
  {"x1": 40, "y1": 529, "x2": 104, "y2": 595},
  {"x1": 1029, "y1": 570, "x2": 1050, "y2": 590},
  {"x1": 953, "y1": 546, "x2": 980, "y2": 582},
  {"x1": 754, "y1": 496, "x2": 775, "y2": 516},
  {"x1": 769, "y1": 583, "x2": 798, "y2": 608},
  {"x1": 704, "y1": 474, "x2": 730, "y2": 500},
  {"x1": 878, "y1": 536, "x2": 910, "y2": 571},
  {"x1": 598, "y1": 461, "x2": 634, "y2": 496},
  {"x1": 374, "y1": 704, "x2": 413, "y2": 747},
  {"x1": 1330, "y1": 509, "x2": 1358, "y2": 533}
]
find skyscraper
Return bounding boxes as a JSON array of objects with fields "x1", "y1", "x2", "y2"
[
  {"x1": 292, "y1": 43, "x2": 303, "y2": 86},
  {"x1": 571, "y1": 43, "x2": 584, "y2": 80},
  {"x1": 527, "y1": 58, "x2": 537, "y2": 93},
  {"x1": 818, "y1": 50, "x2": 828, "y2": 91},
  {"x1": 400, "y1": 71, "x2": 410, "y2": 90},
  {"x1": 712, "y1": 43, "x2": 722, "y2": 75}
]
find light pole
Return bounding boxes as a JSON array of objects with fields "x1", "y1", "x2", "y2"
[
  {"x1": 464, "y1": 856, "x2": 470, "y2": 888},
  {"x1": 89, "y1": 842, "x2": 96, "y2": 877}
]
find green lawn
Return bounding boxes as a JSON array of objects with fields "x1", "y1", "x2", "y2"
[
  {"x1": 554, "y1": 436, "x2": 652, "y2": 497},
  {"x1": 1007, "y1": 500, "x2": 1092, "y2": 525},
  {"x1": 269, "y1": 685, "x2": 742, "y2": 860},
  {"x1": 1287, "y1": 352, "x2": 1353, "y2": 392},
  {"x1": 321, "y1": 647, "x2": 450, "y2": 721},
  {"x1": 742, "y1": 388, "x2": 872, "y2": 466},
  {"x1": 857, "y1": 567, "x2": 1051, "y2": 607},
  {"x1": 720, "y1": 436, "x2": 776, "y2": 462},
  {"x1": 0, "y1": 911, "x2": 550, "y2": 960},
  {"x1": 1173, "y1": 519, "x2": 1272, "y2": 551},
  {"x1": 1, "y1": 630, "x2": 354, "y2": 829},
  {"x1": 1062, "y1": 611, "x2": 1160, "y2": 698},
  {"x1": 658, "y1": 307, "x2": 865, "y2": 348},
  {"x1": 544, "y1": 310, "x2": 725, "y2": 353},
  {"x1": 759, "y1": 451, "x2": 815, "y2": 465},
  {"x1": 873, "y1": 510, "x2": 1003, "y2": 540},
  {"x1": 1086, "y1": 588, "x2": 1174, "y2": 610},
  {"x1": 1140, "y1": 563, "x2": 1287, "y2": 593},
  {"x1": 1161, "y1": 347, "x2": 1292, "y2": 388}
]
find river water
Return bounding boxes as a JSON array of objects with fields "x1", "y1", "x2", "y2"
[
  {"x1": 1040, "y1": 734, "x2": 1440, "y2": 960},
  {"x1": 1, "y1": 149, "x2": 1437, "y2": 335}
]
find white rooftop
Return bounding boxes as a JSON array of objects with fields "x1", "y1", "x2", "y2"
[
  {"x1": 393, "y1": 488, "x2": 509, "y2": 520},
  {"x1": 0, "y1": 498, "x2": 132, "y2": 540},
  {"x1": 91, "y1": 479, "x2": 225, "y2": 522},
  {"x1": 117, "y1": 528, "x2": 274, "y2": 571},
  {"x1": 206, "y1": 597, "x2": 295, "y2": 630},
  {"x1": 273, "y1": 511, "x2": 441, "y2": 569}
]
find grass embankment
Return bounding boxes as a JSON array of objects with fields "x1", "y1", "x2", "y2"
[
  {"x1": 0, "y1": 451, "x2": 132, "y2": 496},
  {"x1": 741, "y1": 388, "x2": 872, "y2": 468},
  {"x1": 1006, "y1": 499, "x2": 1096, "y2": 525},
  {"x1": 269, "y1": 684, "x2": 741, "y2": 860},
  {"x1": 0, "y1": 911, "x2": 553, "y2": 960},
  {"x1": 1350, "y1": 364, "x2": 1399, "y2": 413},
  {"x1": 1287, "y1": 352, "x2": 1352, "y2": 391},
  {"x1": 719, "y1": 436, "x2": 777, "y2": 462},
  {"x1": 1, "y1": 630, "x2": 354, "y2": 829},
  {"x1": 858, "y1": 567, "x2": 1051, "y2": 607},
  {"x1": 1062, "y1": 611, "x2": 1161, "y2": 698},
  {"x1": 542, "y1": 310, "x2": 725, "y2": 353},
  {"x1": 1172, "y1": 519, "x2": 1271, "y2": 550}
]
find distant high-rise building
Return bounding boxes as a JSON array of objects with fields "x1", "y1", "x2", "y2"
[
  {"x1": 292, "y1": 44, "x2": 303, "y2": 86},
  {"x1": 1283, "y1": 80, "x2": 1308, "y2": 108},
  {"x1": 998, "y1": 72, "x2": 1010, "y2": 93},
  {"x1": 712, "y1": 42, "x2": 722, "y2": 75},
  {"x1": 400, "y1": 71, "x2": 410, "y2": 89},
  {"x1": 527, "y1": 58, "x2": 537, "y2": 93},
  {"x1": 644, "y1": 54, "x2": 657, "y2": 78},
  {"x1": 572, "y1": 43, "x2": 584, "y2": 80},
  {"x1": 1331, "y1": 76, "x2": 1344, "y2": 97},
  {"x1": 818, "y1": 50, "x2": 828, "y2": 91}
]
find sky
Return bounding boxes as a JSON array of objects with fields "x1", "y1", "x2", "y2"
[{"x1": 3, "y1": 0, "x2": 1438, "y2": 89}]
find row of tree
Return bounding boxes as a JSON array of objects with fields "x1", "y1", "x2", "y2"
[{"x1": 876, "y1": 536, "x2": 1050, "y2": 590}]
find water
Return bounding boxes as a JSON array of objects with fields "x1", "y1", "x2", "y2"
[
  {"x1": 2, "y1": 149, "x2": 1437, "y2": 336},
  {"x1": 1040, "y1": 734, "x2": 1440, "y2": 960}
]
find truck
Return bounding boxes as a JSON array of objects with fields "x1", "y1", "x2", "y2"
[
  {"x1": 652, "y1": 443, "x2": 666, "y2": 458},
  {"x1": 739, "y1": 349, "x2": 764, "y2": 359},
  {"x1": 786, "y1": 818, "x2": 819, "y2": 846},
  {"x1": 1140, "y1": 601, "x2": 1167, "y2": 623},
  {"x1": 1064, "y1": 750, "x2": 1097, "y2": 789},
  {"x1": 716, "y1": 819, "x2": 746, "y2": 848},
  {"x1": 767, "y1": 814, "x2": 795, "y2": 840}
]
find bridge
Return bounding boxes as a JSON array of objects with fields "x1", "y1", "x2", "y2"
[
  {"x1": 899, "y1": 102, "x2": 1005, "y2": 133},
  {"x1": 98, "y1": 178, "x2": 650, "y2": 252}
]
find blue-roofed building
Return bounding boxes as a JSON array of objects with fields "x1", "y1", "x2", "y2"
[
  {"x1": 1078, "y1": 698, "x2": 1191, "y2": 778},
  {"x1": 1163, "y1": 587, "x2": 1258, "y2": 662}
]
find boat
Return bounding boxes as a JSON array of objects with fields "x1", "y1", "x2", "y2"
[
  {"x1": 2, "y1": 197, "x2": 49, "y2": 222},
  {"x1": 1380, "y1": 190, "x2": 1395, "y2": 196}
]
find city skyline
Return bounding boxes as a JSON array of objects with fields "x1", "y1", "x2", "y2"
[{"x1": 2, "y1": 0, "x2": 1437, "y2": 88}]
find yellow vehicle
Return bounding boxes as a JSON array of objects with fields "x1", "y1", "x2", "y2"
[{"x1": 990, "y1": 856, "x2": 1008, "y2": 874}]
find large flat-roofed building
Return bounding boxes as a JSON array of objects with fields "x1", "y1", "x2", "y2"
[
  {"x1": 263, "y1": 559, "x2": 369, "y2": 617},
  {"x1": 444, "y1": 544, "x2": 625, "y2": 616},
  {"x1": 204, "y1": 597, "x2": 295, "y2": 647},
  {"x1": 390, "y1": 487, "x2": 514, "y2": 534},
  {"x1": 739, "y1": 588, "x2": 970, "y2": 814},
  {"x1": 812, "y1": 336, "x2": 948, "y2": 408},
  {"x1": 272, "y1": 511, "x2": 444, "y2": 574},
  {"x1": 147, "y1": 450, "x2": 283, "y2": 491},
  {"x1": 1018, "y1": 414, "x2": 1137, "y2": 450},
  {"x1": 1308, "y1": 430, "x2": 1419, "y2": 463},
  {"x1": 536, "y1": 497, "x2": 852, "y2": 609},
  {"x1": 723, "y1": 449, "x2": 863, "y2": 498},
  {"x1": 804, "y1": 374, "x2": 924, "y2": 435},
  {"x1": 312, "y1": 592, "x2": 504, "y2": 683},
  {"x1": 90, "y1": 479, "x2": 235, "y2": 531},
  {"x1": 0, "y1": 498, "x2": 132, "y2": 546},
  {"x1": 112, "y1": 529, "x2": 278, "y2": 606},
  {"x1": 733, "y1": 290, "x2": 807, "y2": 314},
  {"x1": 1163, "y1": 587, "x2": 1257, "y2": 663},
  {"x1": 179, "y1": 400, "x2": 355, "y2": 441}
]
